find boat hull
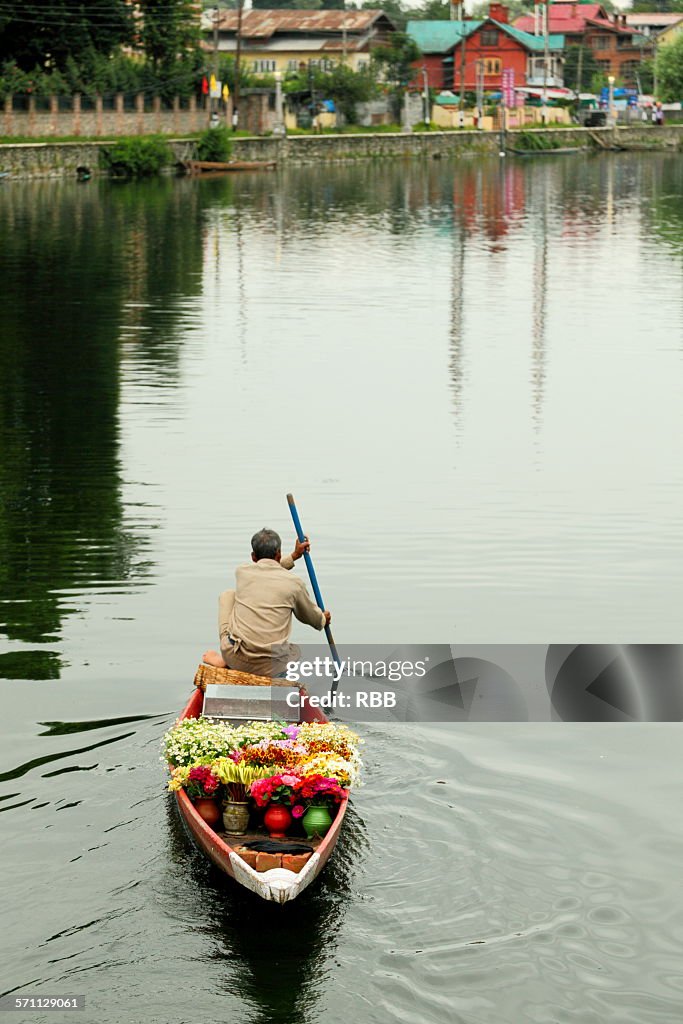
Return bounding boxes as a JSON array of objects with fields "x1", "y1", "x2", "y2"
[
  {"x1": 183, "y1": 159, "x2": 276, "y2": 174},
  {"x1": 172, "y1": 685, "x2": 348, "y2": 903}
]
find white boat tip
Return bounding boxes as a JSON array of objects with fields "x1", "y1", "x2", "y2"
[
  {"x1": 262, "y1": 868, "x2": 301, "y2": 903},
  {"x1": 229, "y1": 850, "x2": 321, "y2": 903}
]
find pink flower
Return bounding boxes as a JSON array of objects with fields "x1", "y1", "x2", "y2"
[
  {"x1": 280, "y1": 774, "x2": 300, "y2": 787},
  {"x1": 291, "y1": 804, "x2": 305, "y2": 818}
]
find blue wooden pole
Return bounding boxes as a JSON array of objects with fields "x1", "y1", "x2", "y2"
[{"x1": 286, "y1": 493, "x2": 342, "y2": 686}]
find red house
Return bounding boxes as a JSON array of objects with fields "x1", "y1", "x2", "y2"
[
  {"x1": 408, "y1": 4, "x2": 565, "y2": 94},
  {"x1": 514, "y1": 4, "x2": 650, "y2": 85}
]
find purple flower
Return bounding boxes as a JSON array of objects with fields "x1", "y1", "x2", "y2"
[
  {"x1": 291, "y1": 804, "x2": 305, "y2": 818},
  {"x1": 283, "y1": 725, "x2": 300, "y2": 740}
]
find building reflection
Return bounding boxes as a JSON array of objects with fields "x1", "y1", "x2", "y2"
[
  {"x1": 529, "y1": 166, "x2": 549, "y2": 428},
  {"x1": 451, "y1": 160, "x2": 526, "y2": 246}
]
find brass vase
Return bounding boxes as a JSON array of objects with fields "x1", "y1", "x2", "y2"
[{"x1": 222, "y1": 800, "x2": 250, "y2": 835}]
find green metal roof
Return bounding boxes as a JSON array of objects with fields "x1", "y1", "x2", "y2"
[
  {"x1": 406, "y1": 20, "x2": 482, "y2": 54},
  {"x1": 496, "y1": 21, "x2": 564, "y2": 52},
  {"x1": 407, "y1": 18, "x2": 564, "y2": 54}
]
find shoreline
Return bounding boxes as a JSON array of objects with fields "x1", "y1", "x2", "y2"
[{"x1": 1, "y1": 125, "x2": 681, "y2": 180}]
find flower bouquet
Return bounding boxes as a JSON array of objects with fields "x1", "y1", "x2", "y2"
[
  {"x1": 250, "y1": 773, "x2": 303, "y2": 838},
  {"x1": 163, "y1": 718, "x2": 363, "y2": 839},
  {"x1": 185, "y1": 765, "x2": 220, "y2": 800},
  {"x1": 211, "y1": 758, "x2": 275, "y2": 835},
  {"x1": 292, "y1": 773, "x2": 346, "y2": 839},
  {"x1": 211, "y1": 758, "x2": 269, "y2": 800},
  {"x1": 168, "y1": 765, "x2": 222, "y2": 827}
]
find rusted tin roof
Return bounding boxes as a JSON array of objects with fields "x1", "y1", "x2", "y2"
[{"x1": 214, "y1": 9, "x2": 392, "y2": 39}]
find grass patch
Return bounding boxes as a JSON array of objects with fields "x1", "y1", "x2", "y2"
[
  {"x1": 0, "y1": 129, "x2": 254, "y2": 146},
  {"x1": 512, "y1": 131, "x2": 567, "y2": 152}
]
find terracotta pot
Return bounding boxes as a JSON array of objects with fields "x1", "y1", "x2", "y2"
[
  {"x1": 302, "y1": 805, "x2": 332, "y2": 839},
  {"x1": 194, "y1": 798, "x2": 221, "y2": 828},
  {"x1": 223, "y1": 800, "x2": 250, "y2": 835},
  {"x1": 264, "y1": 804, "x2": 292, "y2": 838}
]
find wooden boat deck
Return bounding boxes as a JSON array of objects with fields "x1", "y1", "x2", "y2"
[{"x1": 216, "y1": 827, "x2": 323, "y2": 851}]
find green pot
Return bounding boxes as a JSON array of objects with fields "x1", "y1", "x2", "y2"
[{"x1": 302, "y1": 805, "x2": 332, "y2": 839}]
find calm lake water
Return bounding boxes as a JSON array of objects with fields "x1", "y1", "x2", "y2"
[{"x1": 1, "y1": 154, "x2": 682, "y2": 1023}]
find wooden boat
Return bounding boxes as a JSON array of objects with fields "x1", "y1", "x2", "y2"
[
  {"x1": 171, "y1": 664, "x2": 349, "y2": 904},
  {"x1": 183, "y1": 159, "x2": 276, "y2": 175},
  {"x1": 507, "y1": 146, "x2": 584, "y2": 156}
]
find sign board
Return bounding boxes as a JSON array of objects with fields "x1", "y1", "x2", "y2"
[{"x1": 502, "y1": 68, "x2": 515, "y2": 108}]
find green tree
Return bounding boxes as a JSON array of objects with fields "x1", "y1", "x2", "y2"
[
  {"x1": 590, "y1": 69, "x2": 610, "y2": 93},
  {"x1": 372, "y1": 31, "x2": 421, "y2": 88},
  {"x1": 0, "y1": 0, "x2": 133, "y2": 71},
  {"x1": 412, "y1": 0, "x2": 451, "y2": 19},
  {"x1": 562, "y1": 44, "x2": 600, "y2": 92},
  {"x1": 138, "y1": 0, "x2": 200, "y2": 69},
  {"x1": 328, "y1": 64, "x2": 377, "y2": 120},
  {"x1": 356, "y1": 0, "x2": 408, "y2": 31},
  {"x1": 630, "y1": 0, "x2": 683, "y2": 12},
  {"x1": 283, "y1": 63, "x2": 376, "y2": 123},
  {"x1": 656, "y1": 33, "x2": 683, "y2": 100},
  {"x1": 136, "y1": 0, "x2": 202, "y2": 101},
  {"x1": 638, "y1": 57, "x2": 655, "y2": 94}
]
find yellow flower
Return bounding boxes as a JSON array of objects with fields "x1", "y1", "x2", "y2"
[{"x1": 167, "y1": 766, "x2": 190, "y2": 791}]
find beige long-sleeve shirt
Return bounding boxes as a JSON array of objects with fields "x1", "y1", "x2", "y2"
[{"x1": 218, "y1": 555, "x2": 325, "y2": 676}]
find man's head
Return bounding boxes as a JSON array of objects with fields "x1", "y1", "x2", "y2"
[{"x1": 251, "y1": 528, "x2": 282, "y2": 563}]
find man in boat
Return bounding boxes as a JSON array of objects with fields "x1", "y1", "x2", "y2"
[{"x1": 202, "y1": 528, "x2": 331, "y2": 678}]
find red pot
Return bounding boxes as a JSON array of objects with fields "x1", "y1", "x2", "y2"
[
  {"x1": 194, "y1": 798, "x2": 221, "y2": 828},
  {"x1": 264, "y1": 804, "x2": 292, "y2": 838}
]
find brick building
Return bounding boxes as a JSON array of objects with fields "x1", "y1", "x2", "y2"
[
  {"x1": 514, "y1": 4, "x2": 651, "y2": 86},
  {"x1": 408, "y1": 4, "x2": 564, "y2": 93}
]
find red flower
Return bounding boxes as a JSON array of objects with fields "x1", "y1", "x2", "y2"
[{"x1": 187, "y1": 765, "x2": 220, "y2": 798}]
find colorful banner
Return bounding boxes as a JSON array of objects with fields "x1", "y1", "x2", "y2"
[{"x1": 502, "y1": 67, "x2": 515, "y2": 108}]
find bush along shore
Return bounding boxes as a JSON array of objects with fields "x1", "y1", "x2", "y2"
[{"x1": 0, "y1": 125, "x2": 681, "y2": 179}]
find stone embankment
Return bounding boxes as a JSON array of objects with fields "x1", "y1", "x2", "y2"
[{"x1": 1, "y1": 126, "x2": 681, "y2": 179}]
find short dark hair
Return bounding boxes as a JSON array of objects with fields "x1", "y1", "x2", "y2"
[{"x1": 251, "y1": 528, "x2": 281, "y2": 560}]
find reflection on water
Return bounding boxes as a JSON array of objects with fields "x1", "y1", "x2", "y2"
[
  {"x1": 0, "y1": 180, "x2": 206, "y2": 672},
  {"x1": 162, "y1": 799, "x2": 367, "y2": 1024},
  {"x1": 0, "y1": 155, "x2": 682, "y2": 1023}
]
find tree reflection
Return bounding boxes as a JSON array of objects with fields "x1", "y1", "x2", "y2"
[{"x1": 0, "y1": 179, "x2": 204, "y2": 673}]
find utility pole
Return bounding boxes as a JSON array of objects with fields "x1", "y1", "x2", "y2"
[
  {"x1": 233, "y1": 0, "x2": 244, "y2": 131},
  {"x1": 542, "y1": 0, "x2": 550, "y2": 125},
  {"x1": 212, "y1": 6, "x2": 220, "y2": 121},
  {"x1": 422, "y1": 66, "x2": 430, "y2": 125},
  {"x1": 457, "y1": 2, "x2": 467, "y2": 128}
]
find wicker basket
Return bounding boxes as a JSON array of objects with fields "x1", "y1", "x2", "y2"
[{"x1": 193, "y1": 663, "x2": 292, "y2": 692}]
